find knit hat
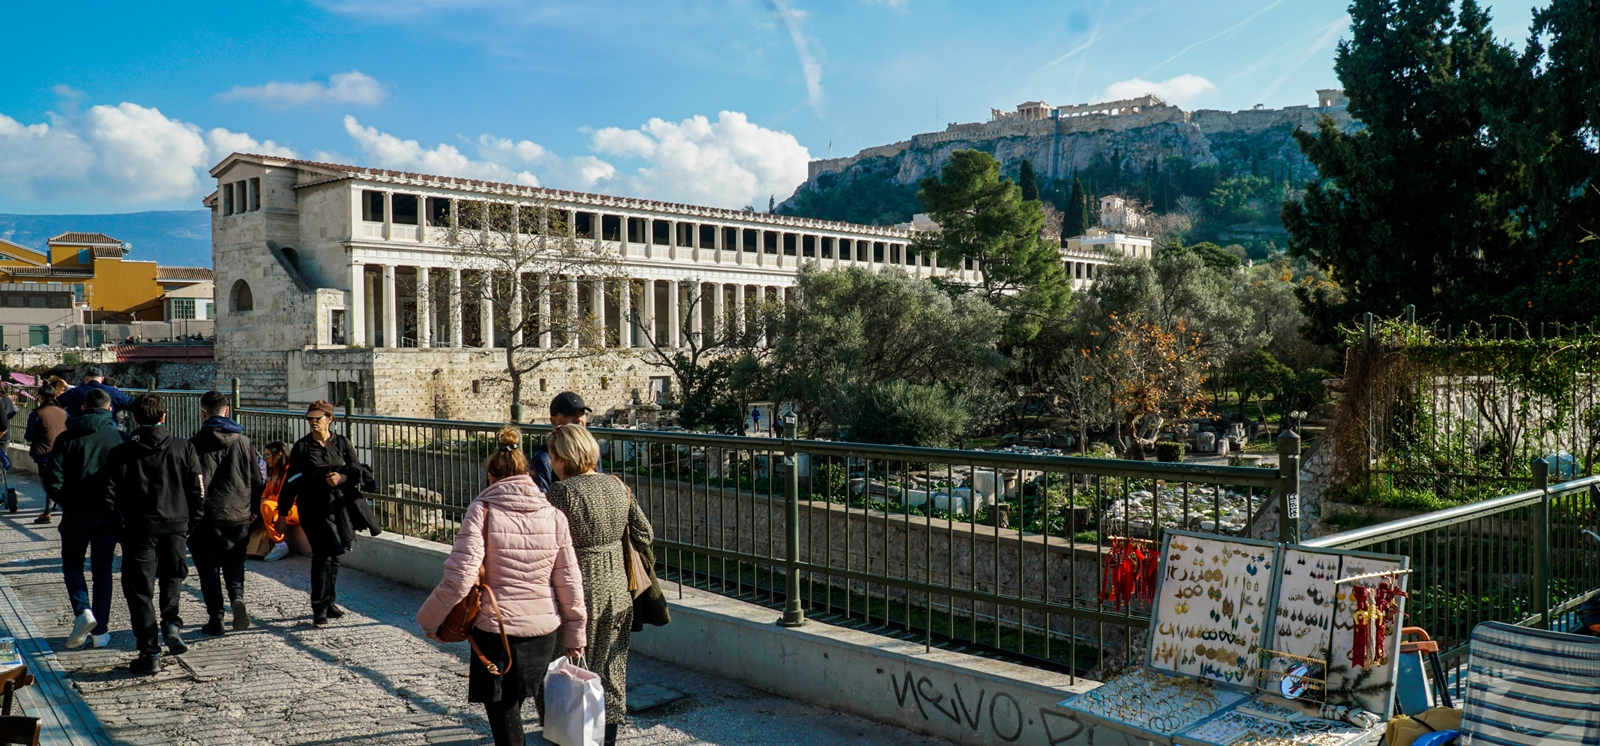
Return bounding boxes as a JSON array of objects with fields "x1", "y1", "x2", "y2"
[{"x1": 306, "y1": 400, "x2": 335, "y2": 418}]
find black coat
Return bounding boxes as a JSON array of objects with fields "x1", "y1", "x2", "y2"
[
  {"x1": 190, "y1": 417, "x2": 264, "y2": 526},
  {"x1": 103, "y1": 425, "x2": 204, "y2": 536},
  {"x1": 42, "y1": 409, "x2": 126, "y2": 516},
  {"x1": 279, "y1": 433, "x2": 379, "y2": 554}
]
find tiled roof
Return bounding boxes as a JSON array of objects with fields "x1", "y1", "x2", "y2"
[
  {"x1": 93, "y1": 246, "x2": 124, "y2": 258},
  {"x1": 219, "y1": 153, "x2": 913, "y2": 238},
  {"x1": 157, "y1": 266, "x2": 213, "y2": 281},
  {"x1": 49, "y1": 232, "x2": 122, "y2": 246}
]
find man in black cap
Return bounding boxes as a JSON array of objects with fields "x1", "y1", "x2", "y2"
[
  {"x1": 58, "y1": 367, "x2": 133, "y2": 416},
  {"x1": 530, "y1": 391, "x2": 596, "y2": 492}
]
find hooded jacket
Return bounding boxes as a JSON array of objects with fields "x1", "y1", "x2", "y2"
[
  {"x1": 42, "y1": 408, "x2": 126, "y2": 514},
  {"x1": 103, "y1": 425, "x2": 205, "y2": 535},
  {"x1": 416, "y1": 474, "x2": 588, "y2": 646},
  {"x1": 191, "y1": 416, "x2": 263, "y2": 526}
]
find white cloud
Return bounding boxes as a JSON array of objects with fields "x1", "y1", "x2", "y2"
[
  {"x1": 591, "y1": 111, "x2": 809, "y2": 209},
  {"x1": 0, "y1": 102, "x2": 295, "y2": 205},
  {"x1": 1101, "y1": 74, "x2": 1217, "y2": 106},
  {"x1": 343, "y1": 116, "x2": 539, "y2": 185},
  {"x1": 768, "y1": 0, "x2": 825, "y2": 115},
  {"x1": 218, "y1": 71, "x2": 386, "y2": 108}
]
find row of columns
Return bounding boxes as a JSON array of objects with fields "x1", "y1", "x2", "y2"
[{"x1": 346, "y1": 261, "x2": 790, "y2": 351}]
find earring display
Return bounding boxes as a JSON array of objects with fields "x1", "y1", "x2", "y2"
[{"x1": 1149, "y1": 533, "x2": 1276, "y2": 688}]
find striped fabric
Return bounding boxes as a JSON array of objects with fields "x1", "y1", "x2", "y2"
[{"x1": 1460, "y1": 621, "x2": 1600, "y2": 746}]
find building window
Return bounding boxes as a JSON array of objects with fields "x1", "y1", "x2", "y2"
[
  {"x1": 652, "y1": 220, "x2": 670, "y2": 246},
  {"x1": 427, "y1": 197, "x2": 452, "y2": 227},
  {"x1": 700, "y1": 224, "x2": 716, "y2": 249},
  {"x1": 821, "y1": 237, "x2": 834, "y2": 259},
  {"x1": 764, "y1": 231, "x2": 778, "y2": 254},
  {"x1": 77, "y1": 249, "x2": 89, "y2": 265},
  {"x1": 330, "y1": 310, "x2": 347, "y2": 345},
  {"x1": 205, "y1": 301, "x2": 215, "y2": 319},
  {"x1": 783, "y1": 233, "x2": 797, "y2": 256},
  {"x1": 744, "y1": 229, "x2": 758, "y2": 253},
  {"x1": 222, "y1": 185, "x2": 234, "y2": 215},
  {"x1": 170, "y1": 298, "x2": 196, "y2": 320},
  {"x1": 329, "y1": 380, "x2": 363, "y2": 408},
  {"x1": 28, "y1": 326, "x2": 47, "y2": 347},
  {"x1": 362, "y1": 190, "x2": 385, "y2": 222},
  {"x1": 230, "y1": 279, "x2": 254, "y2": 312},
  {"x1": 249, "y1": 178, "x2": 261, "y2": 211},
  {"x1": 874, "y1": 242, "x2": 885, "y2": 263},
  {"x1": 392, "y1": 194, "x2": 419, "y2": 225}
]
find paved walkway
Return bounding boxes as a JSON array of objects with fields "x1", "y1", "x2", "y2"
[{"x1": 0, "y1": 472, "x2": 950, "y2": 746}]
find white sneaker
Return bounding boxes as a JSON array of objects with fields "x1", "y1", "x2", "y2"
[
  {"x1": 65, "y1": 610, "x2": 96, "y2": 649},
  {"x1": 88, "y1": 633, "x2": 110, "y2": 649},
  {"x1": 263, "y1": 542, "x2": 289, "y2": 562}
]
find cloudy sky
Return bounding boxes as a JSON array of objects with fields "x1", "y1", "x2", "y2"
[{"x1": 0, "y1": 0, "x2": 1539, "y2": 214}]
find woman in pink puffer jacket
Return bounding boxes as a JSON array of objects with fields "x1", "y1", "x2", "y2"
[{"x1": 417, "y1": 426, "x2": 587, "y2": 746}]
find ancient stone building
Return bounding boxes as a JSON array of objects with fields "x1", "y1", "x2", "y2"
[{"x1": 207, "y1": 154, "x2": 973, "y2": 421}]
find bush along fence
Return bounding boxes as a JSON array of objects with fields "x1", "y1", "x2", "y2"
[
  {"x1": 1335, "y1": 311, "x2": 1600, "y2": 510},
  {"x1": 155, "y1": 385, "x2": 1598, "y2": 684}
]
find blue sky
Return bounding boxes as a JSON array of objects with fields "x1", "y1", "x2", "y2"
[{"x1": 0, "y1": 0, "x2": 1539, "y2": 214}]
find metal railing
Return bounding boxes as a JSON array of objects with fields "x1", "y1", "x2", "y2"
[
  {"x1": 222, "y1": 400, "x2": 1298, "y2": 678},
  {"x1": 1307, "y1": 458, "x2": 1600, "y2": 680}
]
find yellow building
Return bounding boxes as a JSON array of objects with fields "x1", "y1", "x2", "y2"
[{"x1": 0, "y1": 232, "x2": 209, "y2": 322}]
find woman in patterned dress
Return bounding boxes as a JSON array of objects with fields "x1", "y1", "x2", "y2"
[{"x1": 544, "y1": 425, "x2": 652, "y2": 746}]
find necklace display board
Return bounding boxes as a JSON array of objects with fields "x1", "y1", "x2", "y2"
[
  {"x1": 1172, "y1": 545, "x2": 1410, "y2": 746},
  {"x1": 1058, "y1": 531, "x2": 1409, "y2": 746}
]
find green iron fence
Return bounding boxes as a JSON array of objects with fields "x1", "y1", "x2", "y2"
[
  {"x1": 1305, "y1": 458, "x2": 1600, "y2": 688},
  {"x1": 225, "y1": 401, "x2": 1298, "y2": 679}
]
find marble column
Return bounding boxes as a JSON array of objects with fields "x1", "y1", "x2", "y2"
[
  {"x1": 416, "y1": 267, "x2": 432, "y2": 348},
  {"x1": 381, "y1": 265, "x2": 398, "y2": 348},
  {"x1": 448, "y1": 269, "x2": 463, "y2": 348},
  {"x1": 709, "y1": 282, "x2": 725, "y2": 341},
  {"x1": 382, "y1": 191, "x2": 393, "y2": 240},
  {"x1": 363, "y1": 270, "x2": 376, "y2": 346},
  {"x1": 618, "y1": 278, "x2": 633, "y2": 348},
  {"x1": 688, "y1": 281, "x2": 703, "y2": 345},
  {"x1": 348, "y1": 261, "x2": 366, "y2": 346},
  {"x1": 566, "y1": 275, "x2": 579, "y2": 349},
  {"x1": 538, "y1": 274, "x2": 552, "y2": 349},
  {"x1": 509, "y1": 272, "x2": 524, "y2": 348},
  {"x1": 733, "y1": 284, "x2": 746, "y2": 339},
  {"x1": 642, "y1": 279, "x2": 657, "y2": 347},
  {"x1": 591, "y1": 277, "x2": 606, "y2": 349},
  {"x1": 479, "y1": 290, "x2": 493, "y2": 348},
  {"x1": 666, "y1": 279, "x2": 681, "y2": 348}
]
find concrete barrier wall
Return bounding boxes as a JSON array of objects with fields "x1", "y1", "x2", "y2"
[{"x1": 337, "y1": 531, "x2": 1127, "y2": 746}]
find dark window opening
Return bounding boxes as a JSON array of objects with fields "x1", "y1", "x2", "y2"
[
  {"x1": 743, "y1": 229, "x2": 758, "y2": 252},
  {"x1": 677, "y1": 223, "x2": 694, "y2": 247},
  {"x1": 699, "y1": 224, "x2": 716, "y2": 249},
  {"x1": 922, "y1": 251, "x2": 932, "y2": 266},
  {"x1": 548, "y1": 210, "x2": 570, "y2": 237},
  {"x1": 628, "y1": 218, "x2": 646, "y2": 243},
  {"x1": 723, "y1": 227, "x2": 738, "y2": 251},
  {"x1": 330, "y1": 310, "x2": 347, "y2": 345},
  {"x1": 764, "y1": 231, "x2": 778, "y2": 254},
  {"x1": 603, "y1": 215, "x2": 622, "y2": 241},
  {"x1": 576, "y1": 212, "x2": 596, "y2": 239},
  {"x1": 248, "y1": 178, "x2": 261, "y2": 211},
  {"x1": 392, "y1": 194, "x2": 419, "y2": 225},
  {"x1": 235, "y1": 182, "x2": 247, "y2": 214},
  {"x1": 230, "y1": 279, "x2": 254, "y2": 312},
  {"x1": 652, "y1": 220, "x2": 671, "y2": 245},
  {"x1": 964, "y1": 256, "x2": 974, "y2": 270},
  {"x1": 802, "y1": 235, "x2": 816, "y2": 257},
  {"x1": 857, "y1": 241, "x2": 869, "y2": 262},
  {"x1": 821, "y1": 237, "x2": 833, "y2": 259},
  {"x1": 873, "y1": 242, "x2": 885, "y2": 263},
  {"x1": 222, "y1": 185, "x2": 234, "y2": 216},
  {"x1": 362, "y1": 190, "x2": 385, "y2": 222},
  {"x1": 426, "y1": 197, "x2": 452, "y2": 227},
  {"x1": 458, "y1": 201, "x2": 484, "y2": 230},
  {"x1": 783, "y1": 233, "x2": 797, "y2": 256}
]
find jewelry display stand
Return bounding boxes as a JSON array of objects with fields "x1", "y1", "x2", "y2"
[
  {"x1": 1058, "y1": 532, "x2": 1410, "y2": 746},
  {"x1": 1172, "y1": 545, "x2": 1410, "y2": 746}
]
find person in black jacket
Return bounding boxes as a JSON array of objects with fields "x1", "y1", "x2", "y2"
[
  {"x1": 43, "y1": 388, "x2": 126, "y2": 650},
  {"x1": 189, "y1": 390, "x2": 263, "y2": 637},
  {"x1": 104, "y1": 393, "x2": 205, "y2": 675},
  {"x1": 274, "y1": 400, "x2": 361, "y2": 626}
]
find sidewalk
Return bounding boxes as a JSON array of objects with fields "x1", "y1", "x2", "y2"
[{"x1": 0, "y1": 471, "x2": 950, "y2": 746}]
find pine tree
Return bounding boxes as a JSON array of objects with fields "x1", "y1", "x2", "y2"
[
  {"x1": 1019, "y1": 160, "x2": 1040, "y2": 202},
  {"x1": 1282, "y1": 0, "x2": 1522, "y2": 339},
  {"x1": 1062, "y1": 178, "x2": 1090, "y2": 238}
]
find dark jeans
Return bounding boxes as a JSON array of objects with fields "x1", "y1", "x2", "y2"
[
  {"x1": 311, "y1": 550, "x2": 339, "y2": 616},
  {"x1": 121, "y1": 531, "x2": 187, "y2": 655},
  {"x1": 58, "y1": 511, "x2": 117, "y2": 635},
  {"x1": 188, "y1": 521, "x2": 249, "y2": 618}
]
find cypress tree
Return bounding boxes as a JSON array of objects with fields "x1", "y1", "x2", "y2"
[
  {"x1": 1019, "y1": 160, "x2": 1040, "y2": 202},
  {"x1": 1062, "y1": 178, "x2": 1090, "y2": 238}
]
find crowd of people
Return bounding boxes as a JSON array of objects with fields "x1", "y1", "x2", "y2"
[{"x1": 18, "y1": 376, "x2": 650, "y2": 746}]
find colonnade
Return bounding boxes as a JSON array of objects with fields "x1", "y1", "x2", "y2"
[{"x1": 345, "y1": 261, "x2": 791, "y2": 351}]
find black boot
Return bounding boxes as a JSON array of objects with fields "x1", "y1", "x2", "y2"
[
  {"x1": 201, "y1": 615, "x2": 226, "y2": 637},
  {"x1": 130, "y1": 652, "x2": 161, "y2": 675},
  {"x1": 232, "y1": 598, "x2": 250, "y2": 631},
  {"x1": 163, "y1": 622, "x2": 188, "y2": 655},
  {"x1": 605, "y1": 723, "x2": 618, "y2": 746}
]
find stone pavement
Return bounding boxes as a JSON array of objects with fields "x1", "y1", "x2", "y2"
[{"x1": 0, "y1": 472, "x2": 951, "y2": 746}]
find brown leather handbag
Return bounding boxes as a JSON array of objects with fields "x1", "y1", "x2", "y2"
[{"x1": 436, "y1": 505, "x2": 514, "y2": 676}]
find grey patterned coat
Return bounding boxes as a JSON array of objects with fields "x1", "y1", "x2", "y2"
[{"x1": 546, "y1": 473, "x2": 653, "y2": 724}]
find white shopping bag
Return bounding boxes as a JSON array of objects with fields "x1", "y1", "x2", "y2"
[{"x1": 543, "y1": 655, "x2": 605, "y2": 746}]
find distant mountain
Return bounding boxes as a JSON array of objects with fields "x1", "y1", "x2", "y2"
[{"x1": 0, "y1": 210, "x2": 210, "y2": 267}]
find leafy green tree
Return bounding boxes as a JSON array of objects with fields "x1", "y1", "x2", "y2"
[
  {"x1": 855, "y1": 381, "x2": 972, "y2": 447},
  {"x1": 914, "y1": 150, "x2": 1071, "y2": 343},
  {"x1": 1019, "y1": 160, "x2": 1040, "y2": 202},
  {"x1": 1184, "y1": 241, "x2": 1243, "y2": 273},
  {"x1": 1282, "y1": 0, "x2": 1522, "y2": 339},
  {"x1": 1235, "y1": 348, "x2": 1293, "y2": 420},
  {"x1": 766, "y1": 265, "x2": 1005, "y2": 439},
  {"x1": 777, "y1": 166, "x2": 923, "y2": 226}
]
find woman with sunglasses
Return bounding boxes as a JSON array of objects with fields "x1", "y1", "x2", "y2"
[{"x1": 274, "y1": 400, "x2": 361, "y2": 625}]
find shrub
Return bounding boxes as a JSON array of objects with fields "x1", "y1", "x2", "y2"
[{"x1": 1155, "y1": 441, "x2": 1186, "y2": 463}]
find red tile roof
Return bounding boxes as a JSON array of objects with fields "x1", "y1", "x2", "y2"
[
  {"x1": 49, "y1": 232, "x2": 122, "y2": 246},
  {"x1": 157, "y1": 266, "x2": 214, "y2": 281}
]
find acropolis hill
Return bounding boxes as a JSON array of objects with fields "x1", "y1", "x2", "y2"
[{"x1": 786, "y1": 90, "x2": 1358, "y2": 216}]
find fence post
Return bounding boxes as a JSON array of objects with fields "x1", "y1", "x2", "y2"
[
  {"x1": 779, "y1": 416, "x2": 807, "y2": 628},
  {"x1": 1277, "y1": 429, "x2": 1302, "y2": 544},
  {"x1": 147, "y1": 376, "x2": 156, "y2": 393},
  {"x1": 230, "y1": 377, "x2": 240, "y2": 410},
  {"x1": 344, "y1": 397, "x2": 355, "y2": 421},
  {"x1": 1532, "y1": 457, "x2": 1551, "y2": 630}
]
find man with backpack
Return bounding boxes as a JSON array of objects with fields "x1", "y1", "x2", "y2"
[
  {"x1": 43, "y1": 388, "x2": 125, "y2": 649},
  {"x1": 104, "y1": 393, "x2": 205, "y2": 674},
  {"x1": 188, "y1": 390, "x2": 263, "y2": 636}
]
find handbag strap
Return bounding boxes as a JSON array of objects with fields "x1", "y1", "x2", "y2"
[{"x1": 469, "y1": 503, "x2": 514, "y2": 677}]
